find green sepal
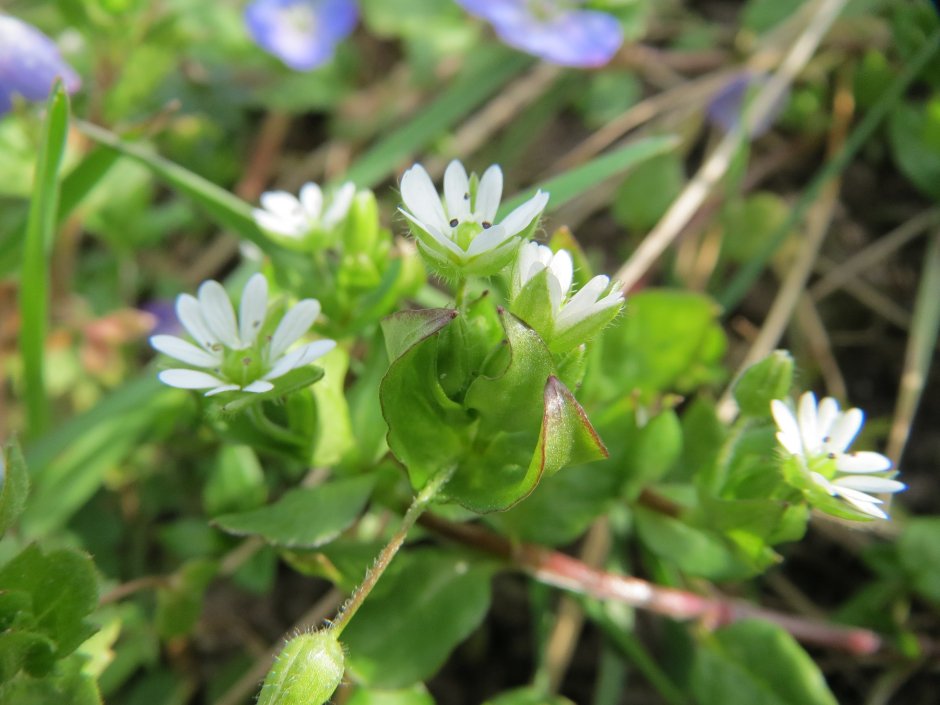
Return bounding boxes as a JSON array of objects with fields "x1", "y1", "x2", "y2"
[
  {"x1": 733, "y1": 350, "x2": 793, "y2": 417},
  {"x1": 257, "y1": 631, "x2": 345, "y2": 705},
  {"x1": 216, "y1": 366, "x2": 326, "y2": 414},
  {"x1": 548, "y1": 297, "x2": 622, "y2": 354},
  {"x1": 508, "y1": 267, "x2": 555, "y2": 338},
  {"x1": 380, "y1": 309, "x2": 473, "y2": 492},
  {"x1": 342, "y1": 190, "x2": 380, "y2": 254}
]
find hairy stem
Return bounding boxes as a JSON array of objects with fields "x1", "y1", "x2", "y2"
[{"x1": 329, "y1": 466, "x2": 456, "y2": 636}]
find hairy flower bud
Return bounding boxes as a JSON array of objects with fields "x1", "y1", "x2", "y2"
[{"x1": 257, "y1": 631, "x2": 345, "y2": 705}]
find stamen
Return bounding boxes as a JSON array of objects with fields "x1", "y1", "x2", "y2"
[
  {"x1": 827, "y1": 452, "x2": 836, "y2": 459},
  {"x1": 243, "y1": 357, "x2": 252, "y2": 366},
  {"x1": 449, "y1": 218, "x2": 459, "y2": 227},
  {"x1": 463, "y1": 192, "x2": 469, "y2": 200},
  {"x1": 822, "y1": 436, "x2": 831, "y2": 443},
  {"x1": 482, "y1": 221, "x2": 492, "y2": 229}
]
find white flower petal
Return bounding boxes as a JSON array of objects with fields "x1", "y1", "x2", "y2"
[
  {"x1": 260, "y1": 190, "x2": 302, "y2": 219},
  {"x1": 514, "y1": 241, "x2": 542, "y2": 292},
  {"x1": 299, "y1": 182, "x2": 324, "y2": 220},
  {"x1": 323, "y1": 182, "x2": 356, "y2": 228},
  {"x1": 556, "y1": 276, "x2": 610, "y2": 330},
  {"x1": 798, "y1": 392, "x2": 820, "y2": 453},
  {"x1": 253, "y1": 208, "x2": 303, "y2": 237},
  {"x1": 176, "y1": 294, "x2": 217, "y2": 351},
  {"x1": 150, "y1": 335, "x2": 221, "y2": 367},
  {"x1": 809, "y1": 471, "x2": 835, "y2": 494},
  {"x1": 443, "y1": 160, "x2": 471, "y2": 222},
  {"x1": 158, "y1": 369, "x2": 228, "y2": 390},
  {"x1": 198, "y1": 280, "x2": 242, "y2": 349},
  {"x1": 242, "y1": 380, "x2": 275, "y2": 394},
  {"x1": 400, "y1": 209, "x2": 464, "y2": 256},
  {"x1": 833, "y1": 476, "x2": 906, "y2": 494},
  {"x1": 771, "y1": 400, "x2": 802, "y2": 456},
  {"x1": 832, "y1": 485, "x2": 884, "y2": 505},
  {"x1": 826, "y1": 407, "x2": 863, "y2": 453},
  {"x1": 401, "y1": 164, "x2": 448, "y2": 231},
  {"x1": 476, "y1": 164, "x2": 503, "y2": 222},
  {"x1": 836, "y1": 451, "x2": 892, "y2": 473},
  {"x1": 239, "y1": 274, "x2": 268, "y2": 345},
  {"x1": 549, "y1": 250, "x2": 574, "y2": 299},
  {"x1": 499, "y1": 190, "x2": 549, "y2": 237},
  {"x1": 817, "y1": 396, "x2": 840, "y2": 439},
  {"x1": 265, "y1": 339, "x2": 336, "y2": 380},
  {"x1": 269, "y1": 299, "x2": 322, "y2": 360},
  {"x1": 466, "y1": 224, "x2": 511, "y2": 256},
  {"x1": 205, "y1": 384, "x2": 242, "y2": 397},
  {"x1": 840, "y1": 495, "x2": 888, "y2": 519}
]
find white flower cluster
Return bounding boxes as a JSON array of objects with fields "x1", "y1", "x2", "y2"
[
  {"x1": 151, "y1": 274, "x2": 335, "y2": 396},
  {"x1": 771, "y1": 392, "x2": 905, "y2": 519}
]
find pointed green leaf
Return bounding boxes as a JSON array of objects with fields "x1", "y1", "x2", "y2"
[
  {"x1": 733, "y1": 351, "x2": 794, "y2": 418},
  {"x1": 381, "y1": 308, "x2": 458, "y2": 363},
  {"x1": 692, "y1": 620, "x2": 838, "y2": 705},
  {"x1": 213, "y1": 475, "x2": 375, "y2": 548}
]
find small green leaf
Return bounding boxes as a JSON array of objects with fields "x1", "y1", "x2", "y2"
[
  {"x1": 612, "y1": 152, "x2": 685, "y2": 233},
  {"x1": 382, "y1": 308, "x2": 458, "y2": 363},
  {"x1": 0, "y1": 545, "x2": 99, "y2": 660},
  {"x1": 346, "y1": 684, "x2": 436, "y2": 705},
  {"x1": 889, "y1": 99, "x2": 940, "y2": 201},
  {"x1": 0, "y1": 441, "x2": 29, "y2": 537},
  {"x1": 343, "y1": 551, "x2": 492, "y2": 689},
  {"x1": 619, "y1": 409, "x2": 683, "y2": 498},
  {"x1": 692, "y1": 620, "x2": 838, "y2": 705},
  {"x1": 733, "y1": 350, "x2": 794, "y2": 418},
  {"x1": 311, "y1": 347, "x2": 354, "y2": 466},
  {"x1": 213, "y1": 475, "x2": 375, "y2": 548}
]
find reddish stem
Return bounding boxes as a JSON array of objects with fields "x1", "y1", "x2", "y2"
[{"x1": 419, "y1": 514, "x2": 883, "y2": 656}]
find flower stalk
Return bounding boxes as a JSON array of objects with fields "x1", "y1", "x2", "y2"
[{"x1": 329, "y1": 464, "x2": 457, "y2": 637}]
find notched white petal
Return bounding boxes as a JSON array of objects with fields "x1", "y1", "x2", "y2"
[
  {"x1": 239, "y1": 274, "x2": 269, "y2": 345},
  {"x1": 150, "y1": 335, "x2": 220, "y2": 367},
  {"x1": 269, "y1": 299, "x2": 322, "y2": 360},
  {"x1": 159, "y1": 369, "x2": 228, "y2": 390},
  {"x1": 835, "y1": 451, "x2": 892, "y2": 473},
  {"x1": 198, "y1": 280, "x2": 242, "y2": 349}
]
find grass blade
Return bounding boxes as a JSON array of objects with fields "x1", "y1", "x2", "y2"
[{"x1": 20, "y1": 82, "x2": 70, "y2": 438}]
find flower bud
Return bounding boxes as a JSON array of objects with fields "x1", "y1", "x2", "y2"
[
  {"x1": 257, "y1": 631, "x2": 345, "y2": 705},
  {"x1": 733, "y1": 350, "x2": 793, "y2": 417}
]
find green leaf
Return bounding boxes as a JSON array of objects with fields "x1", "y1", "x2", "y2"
[
  {"x1": 20, "y1": 82, "x2": 70, "y2": 438},
  {"x1": 203, "y1": 445, "x2": 267, "y2": 517},
  {"x1": 588, "y1": 290, "x2": 726, "y2": 405},
  {"x1": 619, "y1": 408, "x2": 683, "y2": 498},
  {"x1": 635, "y1": 507, "x2": 746, "y2": 580},
  {"x1": 382, "y1": 308, "x2": 458, "y2": 363},
  {"x1": 888, "y1": 99, "x2": 940, "y2": 202},
  {"x1": 898, "y1": 517, "x2": 940, "y2": 603},
  {"x1": 733, "y1": 350, "x2": 794, "y2": 418},
  {"x1": 0, "y1": 441, "x2": 29, "y2": 537},
  {"x1": 343, "y1": 551, "x2": 492, "y2": 689},
  {"x1": 720, "y1": 192, "x2": 792, "y2": 263},
  {"x1": 612, "y1": 151, "x2": 685, "y2": 233},
  {"x1": 213, "y1": 475, "x2": 375, "y2": 548},
  {"x1": 692, "y1": 620, "x2": 838, "y2": 705},
  {"x1": 0, "y1": 545, "x2": 99, "y2": 662},
  {"x1": 155, "y1": 560, "x2": 218, "y2": 640}
]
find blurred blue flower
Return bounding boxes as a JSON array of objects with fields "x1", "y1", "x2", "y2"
[
  {"x1": 706, "y1": 71, "x2": 787, "y2": 139},
  {"x1": 455, "y1": 0, "x2": 623, "y2": 68},
  {"x1": 244, "y1": 0, "x2": 358, "y2": 71},
  {"x1": 0, "y1": 14, "x2": 80, "y2": 116}
]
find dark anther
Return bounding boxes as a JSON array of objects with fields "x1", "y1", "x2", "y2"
[
  {"x1": 827, "y1": 452, "x2": 836, "y2": 459},
  {"x1": 242, "y1": 357, "x2": 252, "y2": 366},
  {"x1": 449, "y1": 218, "x2": 459, "y2": 227},
  {"x1": 482, "y1": 221, "x2": 492, "y2": 229},
  {"x1": 822, "y1": 436, "x2": 831, "y2": 443},
  {"x1": 463, "y1": 192, "x2": 470, "y2": 200}
]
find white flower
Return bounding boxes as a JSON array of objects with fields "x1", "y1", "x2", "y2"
[
  {"x1": 514, "y1": 242, "x2": 623, "y2": 334},
  {"x1": 253, "y1": 181, "x2": 356, "y2": 239},
  {"x1": 150, "y1": 273, "x2": 335, "y2": 396},
  {"x1": 771, "y1": 392, "x2": 905, "y2": 519},
  {"x1": 399, "y1": 160, "x2": 549, "y2": 276}
]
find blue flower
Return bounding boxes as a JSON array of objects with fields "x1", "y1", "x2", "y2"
[
  {"x1": 455, "y1": 0, "x2": 623, "y2": 68},
  {"x1": 244, "y1": 0, "x2": 358, "y2": 71},
  {"x1": 706, "y1": 71, "x2": 787, "y2": 139},
  {"x1": 0, "y1": 14, "x2": 80, "y2": 116}
]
